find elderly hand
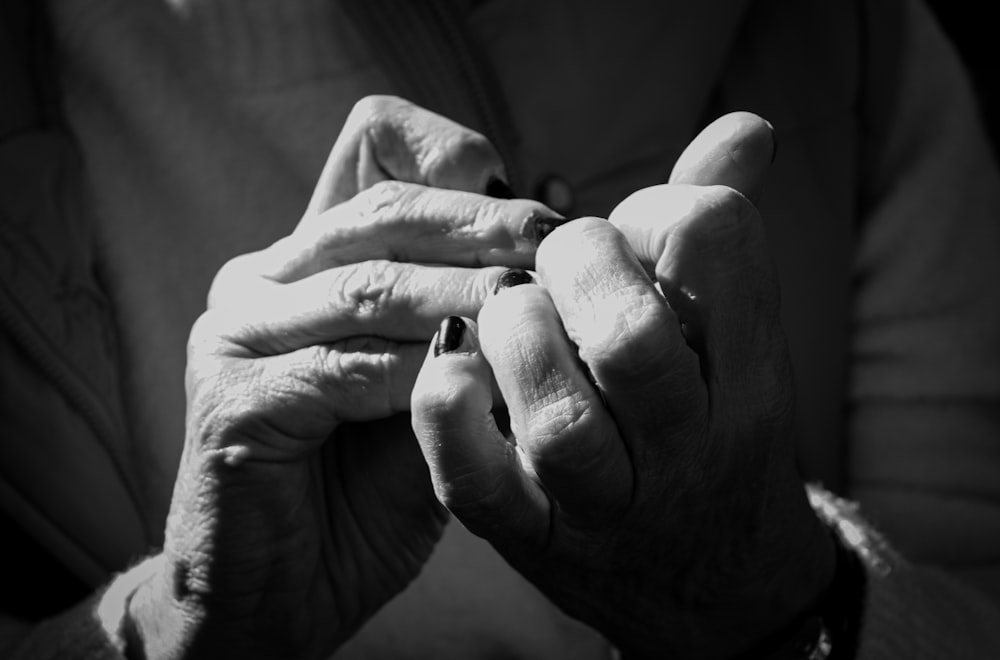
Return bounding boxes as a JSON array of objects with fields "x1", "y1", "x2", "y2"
[
  {"x1": 410, "y1": 113, "x2": 836, "y2": 658},
  {"x1": 127, "y1": 96, "x2": 562, "y2": 658}
]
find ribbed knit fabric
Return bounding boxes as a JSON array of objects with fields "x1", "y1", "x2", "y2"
[
  {"x1": 859, "y1": 561, "x2": 1000, "y2": 659},
  {"x1": 8, "y1": 595, "x2": 124, "y2": 660},
  {"x1": 3, "y1": 0, "x2": 996, "y2": 657},
  {"x1": 7, "y1": 555, "x2": 164, "y2": 659}
]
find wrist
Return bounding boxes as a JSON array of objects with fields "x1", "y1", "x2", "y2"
[
  {"x1": 720, "y1": 484, "x2": 840, "y2": 659},
  {"x1": 737, "y1": 484, "x2": 894, "y2": 660},
  {"x1": 610, "y1": 484, "x2": 839, "y2": 660}
]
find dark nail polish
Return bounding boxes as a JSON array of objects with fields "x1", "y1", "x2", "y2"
[
  {"x1": 493, "y1": 268, "x2": 534, "y2": 294},
  {"x1": 534, "y1": 215, "x2": 565, "y2": 245},
  {"x1": 434, "y1": 316, "x2": 466, "y2": 357},
  {"x1": 764, "y1": 119, "x2": 778, "y2": 164},
  {"x1": 486, "y1": 176, "x2": 515, "y2": 199}
]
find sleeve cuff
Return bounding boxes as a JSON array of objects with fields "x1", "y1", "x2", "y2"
[
  {"x1": 808, "y1": 484, "x2": 1000, "y2": 660},
  {"x1": 11, "y1": 554, "x2": 162, "y2": 660}
]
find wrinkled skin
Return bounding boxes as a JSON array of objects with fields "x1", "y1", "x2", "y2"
[
  {"x1": 411, "y1": 113, "x2": 836, "y2": 659},
  {"x1": 129, "y1": 96, "x2": 563, "y2": 658}
]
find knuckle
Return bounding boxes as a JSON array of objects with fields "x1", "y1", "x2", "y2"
[
  {"x1": 436, "y1": 462, "x2": 512, "y2": 525},
  {"x1": 687, "y1": 184, "x2": 759, "y2": 242},
  {"x1": 453, "y1": 129, "x2": 493, "y2": 158},
  {"x1": 351, "y1": 179, "x2": 417, "y2": 229},
  {"x1": 428, "y1": 128, "x2": 497, "y2": 173},
  {"x1": 349, "y1": 94, "x2": 400, "y2": 129},
  {"x1": 690, "y1": 185, "x2": 779, "y2": 306},
  {"x1": 536, "y1": 215, "x2": 607, "y2": 265},
  {"x1": 318, "y1": 337, "x2": 395, "y2": 417},
  {"x1": 187, "y1": 310, "x2": 227, "y2": 358},
  {"x1": 608, "y1": 184, "x2": 673, "y2": 226},
  {"x1": 468, "y1": 195, "x2": 504, "y2": 235},
  {"x1": 582, "y1": 290, "x2": 677, "y2": 378},
  {"x1": 207, "y1": 252, "x2": 256, "y2": 308},
  {"x1": 332, "y1": 260, "x2": 401, "y2": 320},
  {"x1": 526, "y1": 395, "x2": 593, "y2": 460},
  {"x1": 412, "y1": 377, "x2": 471, "y2": 425}
]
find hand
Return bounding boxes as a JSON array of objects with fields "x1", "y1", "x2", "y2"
[
  {"x1": 129, "y1": 96, "x2": 561, "y2": 658},
  {"x1": 410, "y1": 113, "x2": 836, "y2": 659}
]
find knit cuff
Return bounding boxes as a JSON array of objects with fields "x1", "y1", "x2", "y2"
[
  {"x1": 808, "y1": 485, "x2": 1000, "y2": 660},
  {"x1": 10, "y1": 554, "x2": 162, "y2": 660},
  {"x1": 856, "y1": 556, "x2": 1000, "y2": 659}
]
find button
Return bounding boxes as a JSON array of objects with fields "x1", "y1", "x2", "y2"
[{"x1": 534, "y1": 175, "x2": 574, "y2": 215}]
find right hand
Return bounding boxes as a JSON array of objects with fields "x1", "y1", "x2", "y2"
[
  {"x1": 409, "y1": 113, "x2": 834, "y2": 658},
  {"x1": 128, "y1": 96, "x2": 563, "y2": 658}
]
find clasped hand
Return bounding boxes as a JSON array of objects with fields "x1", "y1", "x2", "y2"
[
  {"x1": 409, "y1": 111, "x2": 836, "y2": 657},
  {"x1": 135, "y1": 96, "x2": 835, "y2": 659}
]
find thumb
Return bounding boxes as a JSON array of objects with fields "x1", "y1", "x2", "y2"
[{"x1": 668, "y1": 111, "x2": 776, "y2": 205}]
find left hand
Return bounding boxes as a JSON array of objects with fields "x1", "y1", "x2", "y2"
[
  {"x1": 409, "y1": 113, "x2": 836, "y2": 658},
  {"x1": 137, "y1": 97, "x2": 560, "y2": 658}
]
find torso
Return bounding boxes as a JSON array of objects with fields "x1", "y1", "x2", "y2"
[{"x1": 47, "y1": 0, "x2": 857, "y2": 655}]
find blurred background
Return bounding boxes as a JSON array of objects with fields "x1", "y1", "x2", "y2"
[{"x1": 927, "y1": 1, "x2": 1000, "y2": 155}]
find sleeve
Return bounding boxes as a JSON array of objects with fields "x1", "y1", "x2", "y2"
[
  {"x1": 0, "y1": 0, "x2": 147, "y2": 596},
  {"x1": 848, "y1": 0, "x2": 1000, "y2": 655},
  {"x1": 2, "y1": 555, "x2": 164, "y2": 660}
]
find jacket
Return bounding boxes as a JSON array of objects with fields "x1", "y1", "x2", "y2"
[{"x1": 3, "y1": 0, "x2": 1000, "y2": 656}]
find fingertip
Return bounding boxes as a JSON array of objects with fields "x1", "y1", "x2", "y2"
[
  {"x1": 492, "y1": 267, "x2": 535, "y2": 294},
  {"x1": 414, "y1": 316, "x2": 490, "y2": 422},
  {"x1": 434, "y1": 315, "x2": 478, "y2": 357},
  {"x1": 424, "y1": 127, "x2": 506, "y2": 194},
  {"x1": 509, "y1": 200, "x2": 566, "y2": 251},
  {"x1": 412, "y1": 317, "x2": 548, "y2": 543},
  {"x1": 669, "y1": 111, "x2": 775, "y2": 203},
  {"x1": 525, "y1": 209, "x2": 568, "y2": 247}
]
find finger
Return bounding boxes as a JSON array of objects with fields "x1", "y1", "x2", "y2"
[
  {"x1": 649, "y1": 190, "x2": 791, "y2": 419},
  {"x1": 261, "y1": 182, "x2": 562, "y2": 282},
  {"x1": 189, "y1": 333, "x2": 427, "y2": 463},
  {"x1": 478, "y1": 270, "x2": 632, "y2": 520},
  {"x1": 308, "y1": 95, "x2": 509, "y2": 215},
  {"x1": 609, "y1": 185, "x2": 787, "y2": 396},
  {"x1": 606, "y1": 184, "x2": 747, "y2": 348},
  {"x1": 209, "y1": 262, "x2": 505, "y2": 356},
  {"x1": 668, "y1": 111, "x2": 775, "y2": 205},
  {"x1": 607, "y1": 183, "x2": 710, "y2": 285},
  {"x1": 535, "y1": 219, "x2": 706, "y2": 460},
  {"x1": 411, "y1": 316, "x2": 549, "y2": 548},
  {"x1": 609, "y1": 113, "x2": 773, "y2": 315}
]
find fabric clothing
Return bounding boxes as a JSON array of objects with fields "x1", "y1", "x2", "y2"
[{"x1": 2, "y1": 0, "x2": 1000, "y2": 657}]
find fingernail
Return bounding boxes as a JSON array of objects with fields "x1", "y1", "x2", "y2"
[
  {"x1": 434, "y1": 316, "x2": 467, "y2": 356},
  {"x1": 533, "y1": 214, "x2": 566, "y2": 246},
  {"x1": 493, "y1": 268, "x2": 534, "y2": 294},
  {"x1": 764, "y1": 119, "x2": 778, "y2": 164},
  {"x1": 486, "y1": 176, "x2": 515, "y2": 199}
]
